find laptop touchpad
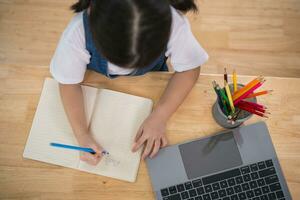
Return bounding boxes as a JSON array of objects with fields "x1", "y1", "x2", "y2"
[{"x1": 179, "y1": 131, "x2": 242, "y2": 179}]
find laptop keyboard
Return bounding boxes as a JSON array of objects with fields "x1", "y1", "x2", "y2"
[{"x1": 160, "y1": 159, "x2": 285, "y2": 200}]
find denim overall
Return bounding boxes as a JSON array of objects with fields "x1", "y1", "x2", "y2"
[{"x1": 83, "y1": 11, "x2": 168, "y2": 78}]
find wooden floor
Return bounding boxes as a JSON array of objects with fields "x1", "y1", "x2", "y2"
[{"x1": 0, "y1": 0, "x2": 300, "y2": 77}]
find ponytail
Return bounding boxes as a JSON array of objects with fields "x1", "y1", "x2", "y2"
[
  {"x1": 169, "y1": 0, "x2": 198, "y2": 13},
  {"x1": 71, "y1": 0, "x2": 91, "y2": 13}
]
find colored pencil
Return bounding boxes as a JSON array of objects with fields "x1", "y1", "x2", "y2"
[
  {"x1": 233, "y1": 70, "x2": 237, "y2": 92},
  {"x1": 212, "y1": 70, "x2": 271, "y2": 121},
  {"x1": 224, "y1": 68, "x2": 228, "y2": 84},
  {"x1": 219, "y1": 87, "x2": 231, "y2": 115},
  {"x1": 232, "y1": 109, "x2": 242, "y2": 121},
  {"x1": 245, "y1": 90, "x2": 273, "y2": 98},
  {"x1": 213, "y1": 81, "x2": 227, "y2": 115},
  {"x1": 213, "y1": 81, "x2": 229, "y2": 115},
  {"x1": 212, "y1": 81, "x2": 222, "y2": 105},
  {"x1": 233, "y1": 81, "x2": 263, "y2": 105},
  {"x1": 233, "y1": 76, "x2": 264, "y2": 100},
  {"x1": 238, "y1": 101, "x2": 269, "y2": 113},
  {"x1": 50, "y1": 142, "x2": 109, "y2": 155},
  {"x1": 238, "y1": 101, "x2": 266, "y2": 111},
  {"x1": 219, "y1": 87, "x2": 229, "y2": 104},
  {"x1": 237, "y1": 104, "x2": 267, "y2": 117},
  {"x1": 224, "y1": 81, "x2": 235, "y2": 113},
  {"x1": 239, "y1": 100, "x2": 266, "y2": 109},
  {"x1": 236, "y1": 104, "x2": 268, "y2": 118}
]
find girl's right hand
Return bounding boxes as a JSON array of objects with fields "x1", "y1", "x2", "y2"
[{"x1": 77, "y1": 134, "x2": 103, "y2": 166}]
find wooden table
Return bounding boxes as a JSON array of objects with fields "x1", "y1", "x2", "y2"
[
  {"x1": 1, "y1": 0, "x2": 300, "y2": 78},
  {"x1": 0, "y1": 65, "x2": 299, "y2": 199}
]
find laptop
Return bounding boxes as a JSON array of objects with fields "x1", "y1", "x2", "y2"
[{"x1": 146, "y1": 122, "x2": 292, "y2": 200}]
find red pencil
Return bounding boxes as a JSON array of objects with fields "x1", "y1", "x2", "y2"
[
  {"x1": 237, "y1": 104, "x2": 266, "y2": 118},
  {"x1": 236, "y1": 104, "x2": 268, "y2": 118},
  {"x1": 238, "y1": 101, "x2": 268, "y2": 113},
  {"x1": 239, "y1": 100, "x2": 267, "y2": 110},
  {"x1": 233, "y1": 81, "x2": 263, "y2": 105}
]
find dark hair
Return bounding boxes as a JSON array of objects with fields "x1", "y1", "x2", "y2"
[
  {"x1": 169, "y1": 0, "x2": 198, "y2": 13},
  {"x1": 71, "y1": 0, "x2": 197, "y2": 68}
]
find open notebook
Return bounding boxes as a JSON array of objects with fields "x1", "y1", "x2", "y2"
[{"x1": 23, "y1": 78, "x2": 153, "y2": 182}]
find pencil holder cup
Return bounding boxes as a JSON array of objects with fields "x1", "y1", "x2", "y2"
[{"x1": 212, "y1": 84, "x2": 257, "y2": 129}]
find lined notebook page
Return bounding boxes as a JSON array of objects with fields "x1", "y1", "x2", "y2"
[
  {"x1": 23, "y1": 78, "x2": 98, "y2": 169},
  {"x1": 78, "y1": 89, "x2": 153, "y2": 182}
]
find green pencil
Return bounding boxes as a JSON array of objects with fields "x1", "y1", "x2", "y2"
[
  {"x1": 212, "y1": 81, "x2": 224, "y2": 108},
  {"x1": 217, "y1": 86, "x2": 231, "y2": 115},
  {"x1": 213, "y1": 81, "x2": 229, "y2": 116}
]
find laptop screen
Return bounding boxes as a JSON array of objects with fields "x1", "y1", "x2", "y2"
[{"x1": 179, "y1": 131, "x2": 242, "y2": 179}]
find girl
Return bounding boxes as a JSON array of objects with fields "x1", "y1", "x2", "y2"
[{"x1": 50, "y1": 0, "x2": 208, "y2": 165}]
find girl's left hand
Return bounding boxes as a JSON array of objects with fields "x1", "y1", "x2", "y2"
[{"x1": 131, "y1": 113, "x2": 168, "y2": 159}]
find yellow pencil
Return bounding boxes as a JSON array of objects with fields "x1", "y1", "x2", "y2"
[
  {"x1": 224, "y1": 81, "x2": 235, "y2": 113},
  {"x1": 233, "y1": 70, "x2": 237, "y2": 92}
]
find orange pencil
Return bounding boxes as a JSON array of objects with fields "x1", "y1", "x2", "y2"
[
  {"x1": 233, "y1": 81, "x2": 263, "y2": 105},
  {"x1": 233, "y1": 76, "x2": 264, "y2": 101},
  {"x1": 246, "y1": 90, "x2": 273, "y2": 98}
]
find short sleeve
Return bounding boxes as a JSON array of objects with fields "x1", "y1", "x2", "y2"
[
  {"x1": 50, "y1": 12, "x2": 90, "y2": 84},
  {"x1": 166, "y1": 8, "x2": 209, "y2": 72}
]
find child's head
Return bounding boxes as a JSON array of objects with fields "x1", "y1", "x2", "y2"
[{"x1": 72, "y1": 0, "x2": 197, "y2": 68}]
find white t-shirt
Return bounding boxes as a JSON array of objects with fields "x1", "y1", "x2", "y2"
[{"x1": 50, "y1": 7, "x2": 209, "y2": 84}]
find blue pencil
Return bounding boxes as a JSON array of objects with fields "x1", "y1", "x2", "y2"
[{"x1": 50, "y1": 142, "x2": 109, "y2": 155}]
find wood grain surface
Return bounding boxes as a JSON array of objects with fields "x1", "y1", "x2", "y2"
[
  {"x1": 0, "y1": 64, "x2": 299, "y2": 199},
  {"x1": 0, "y1": 0, "x2": 299, "y2": 77}
]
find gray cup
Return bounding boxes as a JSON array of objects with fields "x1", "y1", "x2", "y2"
[{"x1": 212, "y1": 84, "x2": 257, "y2": 129}]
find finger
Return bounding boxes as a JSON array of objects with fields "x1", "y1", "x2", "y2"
[
  {"x1": 150, "y1": 139, "x2": 161, "y2": 158},
  {"x1": 161, "y1": 136, "x2": 168, "y2": 148},
  {"x1": 89, "y1": 155, "x2": 101, "y2": 165},
  {"x1": 142, "y1": 139, "x2": 154, "y2": 160},
  {"x1": 134, "y1": 126, "x2": 144, "y2": 142},
  {"x1": 80, "y1": 153, "x2": 94, "y2": 165},
  {"x1": 86, "y1": 157, "x2": 97, "y2": 165},
  {"x1": 91, "y1": 150, "x2": 103, "y2": 160},
  {"x1": 82, "y1": 152, "x2": 100, "y2": 165},
  {"x1": 132, "y1": 135, "x2": 147, "y2": 152},
  {"x1": 80, "y1": 154, "x2": 88, "y2": 162},
  {"x1": 92, "y1": 151, "x2": 103, "y2": 159},
  {"x1": 92, "y1": 156, "x2": 101, "y2": 165},
  {"x1": 89, "y1": 159, "x2": 99, "y2": 166},
  {"x1": 91, "y1": 145, "x2": 103, "y2": 157}
]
